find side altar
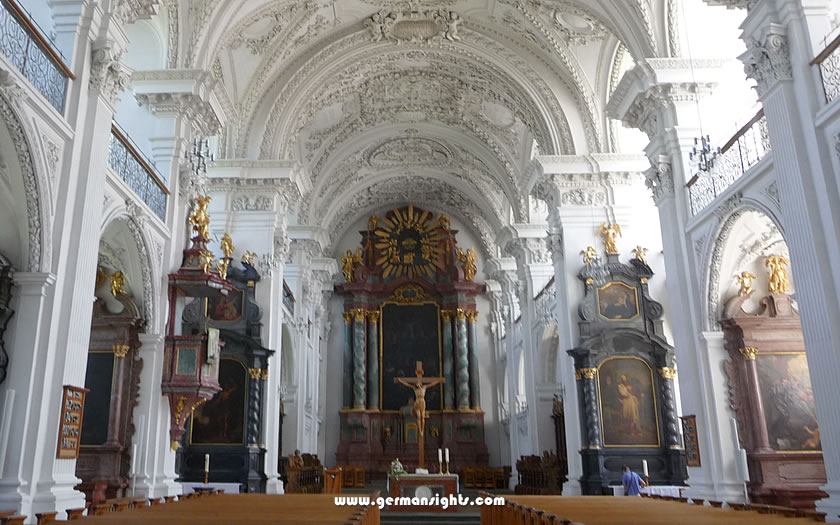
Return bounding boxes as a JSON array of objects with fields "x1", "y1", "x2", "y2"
[{"x1": 335, "y1": 206, "x2": 489, "y2": 477}]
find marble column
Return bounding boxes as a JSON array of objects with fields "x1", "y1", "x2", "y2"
[
  {"x1": 352, "y1": 309, "x2": 367, "y2": 409},
  {"x1": 455, "y1": 309, "x2": 470, "y2": 410},
  {"x1": 739, "y1": 347, "x2": 772, "y2": 452},
  {"x1": 440, "y1": 310, "x2": 455, "y2": 410},
  {"x1": 342, "y1": 312, "x2": 353, "y2": 408},
  {"x1": 367, "y1": 311, "x2": 379, "y2": 410},
  {"x1": 576, "y1": 368, "x2": 602, "y2": 450},
  {"x1": 658, "y1": 367, "x2": 682, "y2": 450},
  {"x1": 466, "y1": 311, "x2": 480, "y2": 409}
]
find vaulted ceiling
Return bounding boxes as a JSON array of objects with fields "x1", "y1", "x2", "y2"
[{"x1": 162, "y1": 0, "x2": 676, "y2": 253}]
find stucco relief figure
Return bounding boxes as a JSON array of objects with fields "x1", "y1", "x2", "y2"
[{"x1": 365, "y1": 12, "x2": 386, "y2": 41}]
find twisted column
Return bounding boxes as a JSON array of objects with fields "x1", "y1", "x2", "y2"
[
  {"x1": 352, "y1": 309, "x2": 367, "y2": 409},
  {"x1": 342, "y1": 312, "x2": 353, "y2": 408},
  {"x1": 455, "y1": 308, "x2": 470, "y2": 410},
  {"x1": 576, "y1": 368, "x2": 602, "y2": 449},
  {"x1": 441, "y1": 310, "x2": 455, "y2": 410},
  {"x1": 367, "y1": 311, "x2": 380, "y2": 410},
  {"x1": 247, "y1": 367, "x2": 262, "y2": 446},
  {"x1": 658, "y1": 367, "x2": 681, "y2": 449},
  {"x1": 466, "y1": 310, "x2": 480, "y2": 409}
]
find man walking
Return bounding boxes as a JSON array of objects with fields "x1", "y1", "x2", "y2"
[{"x1": 622, "y1": 465, "x2": 646, "y2": 496}]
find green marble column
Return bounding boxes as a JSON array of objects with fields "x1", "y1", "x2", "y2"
[
  {"x1": 367, "y1": 311, "x2": 380, "y2": 409},
  {"x1": 352, "y1": 309, "x2": 367, "y2": 409},
  {"x1": 342, "y1": 312, "x2": 353, "y2": 408},
  {"x1": 455, "y1": 308, "x2": 470, "y2": 410},
  {"x1": 441, "y1": 310, "x2": 455, "y2": 410},
  {"x1": 466, "y1": 310, "x2": 480, "y2": 409}
]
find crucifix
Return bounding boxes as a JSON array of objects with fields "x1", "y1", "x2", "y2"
[{"x1": 394, "y1": 361, "x2": 445, "y2": 470}]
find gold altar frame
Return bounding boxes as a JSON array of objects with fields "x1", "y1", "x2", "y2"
[
  {"x1": 378, "y1": 299, "x2": 444, "y2": 413},
  {"x1": 597, "y1": 355, "x2": 661, "y2": 448}
]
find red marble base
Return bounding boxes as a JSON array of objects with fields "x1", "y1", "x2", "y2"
[
  {"x1": 335, "y1": 410, "x2": 488, "y2": 479},
  {"x1": 748, "y1": 451, "x2": 827, "y2": 509}
]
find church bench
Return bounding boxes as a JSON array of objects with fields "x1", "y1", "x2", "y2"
[
  {"x1": 66, "y1": 508, "x2": 85, "y2": 520},
  {"x1": 35, "y1": 512, "x2": 57, "y2": 524},
  {"x1": 90, "y1": 504, "x2": 109, "y2": 516},
  {"x1": 325, "y1": 467, "x2": 343, "y2": 494},
  {"x1": 0, "y1": 516, "x2": 25, "y2": 525}
]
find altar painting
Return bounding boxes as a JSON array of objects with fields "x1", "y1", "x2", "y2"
[
  {"x1": 191, "y1": 359, "x2": 246, "y2": 444},
  {"x1": 756, "y1": 353, "x2": 821, "y2": 451},
  {"x1": 598, "y1": 357, "x2": 660, "y2": 447},
  {"x1": 380, "y1": 303, "x2": 442, "y2": 411}
]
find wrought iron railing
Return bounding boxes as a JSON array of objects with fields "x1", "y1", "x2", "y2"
[
  {"x1": 283, "y1": 281, "x2": 295, "y2": 315},
  {"x1": 813, "y1": 33, "x2": 840, "y2": 104},
  {"x1": 0, "y1": 0, "x2": 72, "y2": 112},
  {"x1": 108, "y1": 124, "x2": 168, "y2": 220},
  {"x1": 687, "y1": 109, "x2": 770, "y2": 215}
]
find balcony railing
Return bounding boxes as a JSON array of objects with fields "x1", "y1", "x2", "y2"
[
  {"x1": 813, "y1": 33, "x2": 840, "y2": 104},
  {"x1": 283, "y1": 281, "x2": 295, "y2": 315},
  {"x1": 108, "y1": 125, "x2": 168, "y2": 221},
  {"x1": 687, "y1": 109, "x2": 770, "y2": 216},
  {"x1": 0, "y1": 0, "x2": 72, "y2": 112}
]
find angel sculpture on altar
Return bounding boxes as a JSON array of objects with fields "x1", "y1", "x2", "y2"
[{"x1": 599, "y1": 222, "x2": 622, "y2": 254}]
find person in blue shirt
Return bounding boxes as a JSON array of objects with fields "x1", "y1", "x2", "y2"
[{"x1": 622, "y1": 465, "x2": 646, "y2": 496}]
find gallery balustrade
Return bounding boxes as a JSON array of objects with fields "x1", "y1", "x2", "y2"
[
  {"x1": 109, "y1": 124, "x2": 169, "y2": 221},
  {"x1": 0, "y1": 0, "x2": 72, "y2": 112},
  {"x1": 813, "y1": 32, "x2": 840, "y2": 105}
]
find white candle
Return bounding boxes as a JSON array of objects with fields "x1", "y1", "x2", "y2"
[
  {"x1": 438, "y1": 448, "x2": 442, "y2": 463},
  {"x1": 204, "y1": 453, "x2": 210, "y2": 473},
  {"x1": 445, "y1": 448, "x2": 449, "y2": 462},
  {"x1": 131, "y1": 444, "x2": 137, "y2": 475},
  {"x1": 642, "y1": 460, "x2": 648, "y2": 477}
]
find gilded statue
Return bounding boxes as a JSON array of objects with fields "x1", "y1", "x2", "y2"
[
  {"x1": 580, "y1": 246, "x2": 597, "y2": 265},
  {"x1": 241, "y1": 250, "x2": 256, "y2": 266},
  {"x1": 109, "y1": 271, "x2": 128, "y2": 297},
  {"x1": 368, "y1": 215, "x2": 380, "y2": 231},
  {"x1": 766, "y1": 255, "x2": 791, "y2": 294},
  {"x1": 199, "y1": 250, "x2": 214, "y2": 274},
  {"x1": 599, "y1": 222, "x2": 622, "y2": 254},
  {"x1": 632, "y1": 246, "x2": 648, "y2": 265},
  {"x1": 220, "y1": 232, "x2": 234, "y2": 259},
  {"x1": 456, "y1": 247, "x2": 478, "y2": 281},
  {"x1": 341, "y1": 248, "x2": 363, "y2": 283},
  {"x1": 734, "y1": 271, "x2": 757, "y2": 296},
  {"x1": 189, "y1": 196, "x2": 212, "y2": 240}
]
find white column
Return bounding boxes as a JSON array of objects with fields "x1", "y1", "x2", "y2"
[{"x1": 740, "y1": 2, "x2": 840, "y2": 517}]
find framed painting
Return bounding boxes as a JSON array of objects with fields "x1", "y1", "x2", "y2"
[
  {"x1": 207, "y1": 289, "x2": 244, "y2": 322},
  {"x1": 191, "y1": 359, "x2": 246, "y2": 445},
  {"x1": 598, "y1": 357, "x2": 660, "y2": 447},
  {"x1": 755, "y1": 353, "x2": 821, "y2": 451},
  {"x1": 597, "y1": 282, "x2": 639, "y2": 321}
]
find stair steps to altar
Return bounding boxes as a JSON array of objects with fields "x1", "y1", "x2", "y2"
[{"x1": 380, "y1": 512, "x2": 480, "y2": 524}]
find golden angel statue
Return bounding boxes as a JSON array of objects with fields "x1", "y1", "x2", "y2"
[
  {"x1": 631, "y1": 246, "x2": 648, "y2": 265},
  {"x1": 189, "y1": 196, "x2": 212, "y2": 240},
  {"x1": 599, "y1": 222, "x2": 622, "y2": 254},
  {"x1": 456, "y1": 247, "x2": 478, "y2": 281},
  {"x1": 109, "y1": 271, "x2": 128, "y2": 297},
  {"x1": 341, "y1": 248, "x2": 363, "y2": 283},
  {"x1": 580, "y1": 246, "x2": 597, "y2": 265},
  {"x1": 241, "y1": 250, "x2": 256, "y2": 266},
  {"x1": 734, "y1": 271, "x2": 757, "y2": 296},
  {"x1": 766, "y1": 255, "x2": 791, "y2": 294},
  {"x1": 220, "y1": 232, "x2": 234, "y2": 258},
  {"x1": 368, "y1": 215, "x2": 381, "y2": 231}
]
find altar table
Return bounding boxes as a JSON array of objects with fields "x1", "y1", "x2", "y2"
[{"x1": 388, "y1": 473, "x2": 459, "y2": 512}]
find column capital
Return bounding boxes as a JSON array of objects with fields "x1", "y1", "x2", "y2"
[
  {"x1": 12, "y1": 272, "x2": 56, "y2": 295},
  {"x1": 575, "y1": 368, "x2": 597, "y2": 380},
  {"x1": 133, "y1": 69, "x2": 229, "y2": 135},
  {"x1": 739, "y1": 24, "x2": 793, "y2": 97},
  {"x1": 739, "y1": 346, "x2": 759, "y2": 360},
  {"x1": 89, "y1": 39, "x2": 132, "y2": 108},
  {"x1": 644, "y1": 154, "x2": 675, "y2": 205},
  {"x1": 658, "y1": 367, "x2": 677, "y2": 379}
]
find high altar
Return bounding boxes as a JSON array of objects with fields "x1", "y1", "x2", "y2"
[{"x1": 335, "y1": 206, "x2": 489, "y2": 476}]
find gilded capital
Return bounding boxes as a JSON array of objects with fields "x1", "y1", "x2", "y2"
[
  {"x1": 658, "y1": 367, "x2": 677, "y2": 379},
  {"x1": 441, "y1": 310, "x2": 453, "y2": 322},
  {"x1": 249, "y1": 368, "x2": 262, "y2": 380},
  {"x1": 367, "y1": 310, "x2": 380, "y2": 323},
  {"x1": 112, "y1": 343, "x2": 130, "y2": 357},
  {"x1": 455, "y1": 308, "x2": 466, "y2": 321},
  {"x1": 261, "y1": 369, "x2": 269, "y2": 380},
  {"x1": 575, "y1": 368, "x2": 597, "y2": 380},
  {"x1": 342, "y1": 311, "x2": 353, "y2": 324},
  {"x1": 353, "y1": 308, "x2": 366, "y2": 322},
  {"x1": 740, "y1": 346, "x2": 759, "y2": 361},
  {"x1": 465, "y1": 310, "x2": 479, "y2": 323}
]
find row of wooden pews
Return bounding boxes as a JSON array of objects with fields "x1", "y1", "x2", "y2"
[
  {"x1": 641, "y1": 492, "x2": 828, "y2": 522},
  {"x1": 463, "y1": 467, "x2": 510, "y2": 489},
  {"x1": 477, "y1": 492, "x2": 581, "y2": 525}
]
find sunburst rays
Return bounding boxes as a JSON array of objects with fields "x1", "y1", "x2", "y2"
[{"x1": 374, "y1": 205, "x2": 445, "y2": 280}]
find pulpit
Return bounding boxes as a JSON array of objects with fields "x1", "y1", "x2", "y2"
[{"x1": 388, "y1": 474, "x2": 459, "y2": 512}]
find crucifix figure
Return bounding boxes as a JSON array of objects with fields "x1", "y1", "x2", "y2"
[{"x1": 394, "y1": 361, "x2": 445, "y2": 469}]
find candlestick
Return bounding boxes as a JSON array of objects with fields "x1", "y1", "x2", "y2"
[
  {"x1": 642, "y1": 459, "x2": 648, "y2": 477},
  {"x1": 445, "y1": 448, "x2": 450, "y2": 474},
  {"x1": 204, "y1": 453, "x2": 210, "y2": 484},
  {"x1": 438, "y1": 448, "x2": 442, "y2": 463},
  {"x1": 131, "y1": 444, "x2": 137, "y2": 475}
]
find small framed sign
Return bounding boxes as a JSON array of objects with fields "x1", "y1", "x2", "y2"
[
  {"x1": 680, "y1": 415, "x2": 701, "y2": 467},
  {"x1": 56, "y1": 385, "x2": 88, "y2": 459}
]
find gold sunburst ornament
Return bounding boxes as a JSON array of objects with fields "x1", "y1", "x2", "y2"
[{"x1": 374, "y1": 205, "x2": 445, "y2": 279}]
